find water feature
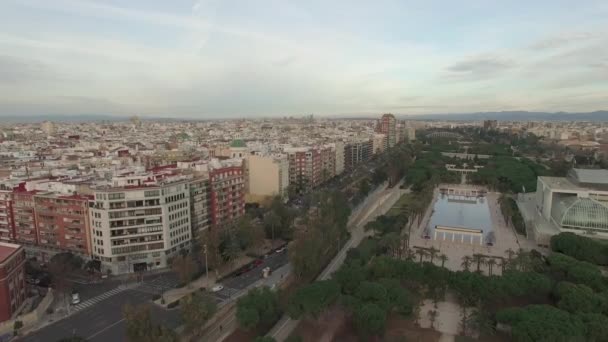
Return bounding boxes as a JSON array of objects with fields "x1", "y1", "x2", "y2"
[{"x1": 426, "y1": 193, "x2": 494, "y2": 245}]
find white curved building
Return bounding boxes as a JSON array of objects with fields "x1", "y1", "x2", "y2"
[{"x1": 529, "y1": 169, "x2": 608, "y2": 245}]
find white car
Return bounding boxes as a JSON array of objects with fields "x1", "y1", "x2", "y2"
[
  {"x1": 211, "y1": 284, "x2": 224, "y2": 292},
  {"x1": 71, "y1": 292, "x2": 81, "y2": 305}
]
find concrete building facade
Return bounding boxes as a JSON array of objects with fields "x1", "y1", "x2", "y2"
[
  {"x1": 246, "y1": 154, "x2": 289, "y2": 202},
  {"x1": 90, "y1": 181, "x2": 192, "y2": 274}
]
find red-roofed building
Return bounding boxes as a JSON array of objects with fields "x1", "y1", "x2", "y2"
[{"x1": 0, "y1": 242, "x2": 26, "y2": 322}]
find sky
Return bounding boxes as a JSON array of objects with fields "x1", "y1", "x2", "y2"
[{"x1": 0, "y1": 0, "x2": 607, "y2": 118}]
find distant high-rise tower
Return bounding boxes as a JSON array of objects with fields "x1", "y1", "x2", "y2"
[{"x1": 377, "y1": 114, "x2": 396, "y2": 148}]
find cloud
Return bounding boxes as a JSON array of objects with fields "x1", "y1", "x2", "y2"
[
  {"x1": 0, "y1": 55, "x2": 53, "y2": 83},
  {"x1": 529, "y1": 31, "x2": 598, "y2": 50},
  {"x1": 444, "y1": 55, "x2": 515, "y2": 81}
]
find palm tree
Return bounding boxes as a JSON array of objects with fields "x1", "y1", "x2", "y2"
[
  {"x1": 498, "y1": 258, "x2": 507, "y2": 274},
  {"x1": 415, "y1": 249, "x2": 428, "y2": 264},
  {"x1": 472, "y1": 254, "x2": 485, "y2": 272},
  {"x1": 428, "y1": 247, "x2": 440, "y2": 264},
  {"x1": 515, "y1": 248, "x2": 530, "y2": 272},
  {"x1": 405, "y1": 249, "x2": 416, "y2": 262},
  {"x1": 428, "y1": 309, "x2": 439, "y2": 329},
  {"x1": 439, "y1": 254, "x2": 449, "y2": 268},
  {"x1": 486, "y1": 258, "x2": 497, "y2": 276},
  {"x1": 505, "y1": 248, "x2": 516, "y2": 261},
  {"x1": 461, "y1": 256, "x2": 472, "y2": 271}
]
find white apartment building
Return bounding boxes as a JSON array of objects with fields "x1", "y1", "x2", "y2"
[
  {"x1": 89, "y1": 181, "x2": 192, "y2": 274},
  {"x1": 246, "y1": 154, "x2": 289, "y2": 202}
]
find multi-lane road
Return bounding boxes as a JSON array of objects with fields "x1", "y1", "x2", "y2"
[{"x1": 22, "y1": 250, "x2": 289, "y2": 342}]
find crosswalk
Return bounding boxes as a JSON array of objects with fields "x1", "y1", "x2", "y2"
[
  {"x1": 70, "y1": 283, "x2": 136, "y2": 313},
  {"x1": 134, "y1": 276, "x2": 179, "y2": 295},
  {"x1": 213, "y1": 286, "x2": 239, "y2": 300}
]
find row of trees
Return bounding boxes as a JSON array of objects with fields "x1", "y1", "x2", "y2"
[
  {"x1": 289, "y1": 190, "x2": 351, "y2": 281},
  {"x1": 498, "y1": 194, "x2": 526, "y2": 235}
]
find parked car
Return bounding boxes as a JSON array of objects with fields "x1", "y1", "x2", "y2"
[
  {"x1": 275, "y1": 246, "x2": 287, "y2": 253},
  {"x1": 253, "y1": 259, "x2": 263, "y2": 266},
  {"x1": 211, "y1": 284, "x2": 224, "y2": 292}
]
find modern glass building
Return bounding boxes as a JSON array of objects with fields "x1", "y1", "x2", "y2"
[{"x1": 531, "y1": 169, "x2": 608, "y2": 243}]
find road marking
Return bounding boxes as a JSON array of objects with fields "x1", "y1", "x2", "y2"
[{"x1": 86, "y1": 318, "x2": 125, "y2": 340}]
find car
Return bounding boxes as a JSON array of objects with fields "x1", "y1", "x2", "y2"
[
  {"x1": 211, "y1": 284, "x2": 224, "y2": 292},
  {"x1": 275, "y1": 246, "x2": 287, "y2": 253},
  {"x1": 253, "y1": 259, "x2": 263, "y2": 266},
  {"x1": 71, "y1": 292, "x2": 81, "y2": 305}
]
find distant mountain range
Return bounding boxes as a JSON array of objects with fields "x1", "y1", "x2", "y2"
[
  {"x1": 0, "y1": 110, "x2": 607, "y2": 123},
  {"x1": 400, "y1": 110, "x2": 608, "y2": 122}
]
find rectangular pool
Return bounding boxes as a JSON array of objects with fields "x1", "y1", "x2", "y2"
[{"x1": 426, "y1": 194, "x2": 494, "y2": 244}]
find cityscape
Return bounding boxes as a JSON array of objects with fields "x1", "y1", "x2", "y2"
[{"x1": 2, "y1": 1, "x2": 608, "y2": 342}]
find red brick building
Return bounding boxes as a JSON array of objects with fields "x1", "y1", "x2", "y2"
[
  {"x1": 13, "y1": 190, "x2": 38, "y2": 245},
  {"x1": 0, "y1": 190, "x2": 15, "y2": 243},
  {"x1": 209, "y1": 165, "x2": 245, "y2": 228},
  {"x1": 0, "y1": 242, "x2": 26, "y2": 322},
  {"x1": 285, "y1": 146, "x2": 335, "y2": 191},
  {"x1": 34, "y1": 194, "x2": 92, "y2": 259}
]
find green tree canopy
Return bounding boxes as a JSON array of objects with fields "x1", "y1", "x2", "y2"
[
  {"x1": 287, "y1": 280, "x2": 340, "y2": 319},
  {"x1": 236, "y1": 287, "x2": 281, "y2": 330}
]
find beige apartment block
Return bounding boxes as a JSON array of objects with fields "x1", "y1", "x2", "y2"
[{"x1": 246, "y1": 154, "x2": 289, "y2": 203}]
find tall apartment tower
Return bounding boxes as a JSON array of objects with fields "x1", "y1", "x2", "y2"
[{"x1": 377, "y1": 114, "x2": 397, "y2": 148}]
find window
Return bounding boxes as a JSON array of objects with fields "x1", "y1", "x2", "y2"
[
  {"x1": 108, "y1": 193, "x2": 125, "y2": 200},
  {"x1": 144, "y1": 190, "x2": 160, "y2": 197}
]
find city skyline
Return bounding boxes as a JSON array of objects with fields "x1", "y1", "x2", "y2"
[{"x1": 1, "y1": 0, "x2": 607, "y2": 118}]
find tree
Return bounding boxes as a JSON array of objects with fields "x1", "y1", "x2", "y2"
[
  {"x1": 415, "y1": 249, "x2": 428, "y2": 264},
  {"x1": 354, "y1": 302, "x2": 386, "y2": 337},
  {"x1": 427, "y1": 309, "x2": 438, "y2": 329},
  {"x1": 359, "y1": 178, "x2": 371, "y2": 197},
  {"x1": 550, "y1": 232, "x2": 608, "y2": 266},
  {"x1": 467, "y1": 308, "x2": 495, "y2": 336},
  {"x1": 57, "y1": 337, "x2": 88, "y2": 342},
  {"x1": 236, "y1": 287, "x2": 280, "y2": 330},
  {"x1": 428, "y1": 247, "x2": 439, "y2": 264},
  {"x1": 181, "y1": 292, "x2": 217, "y2": 336},
  {"x1": 472, "y1": 254, "x2": 485, "y2": 273},
  {"x1": 505, "y1": 248, "x2": 516, "y2": 261},
  {"x1": 287, "y1": 280, "x2": 340, "y2": 319},
  {"x1": 123, "y1": 304, "x2": 178, "y2": 342},
  {"x1": 496, "y1": 305, "x2": 586, "y2": 342},
  {"x1": 171, "y1": 253, "x2": 197, "y2": 288},
  {"x1": 461, "y1": 256, "x2": 472, "y2": 271},
  {"x1": 486, "y1": 258, "x2": 497, "y2": 276},
  {"x1": 48, "y1": 253, "x2": 80, "y2": 310},
  {"x1": 554, "y1": 282, "x2": 606, "y2": 314},
  {"x1": 253, "y1": 337, "x2": 276, "y2": 342},
  {"x1": 200, "y1": 228, "x2": 222, "y2": 276},
  {"x1": 439, "y1": 254, "x2": 448, "y2": 268},
  {"x1": 13, "y1": 321, "x2": 23, "y2": 337}
]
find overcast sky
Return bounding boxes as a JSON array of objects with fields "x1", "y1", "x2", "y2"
[{"x1": 1, "y1": 0, "x2": 607, "y2": 118}]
